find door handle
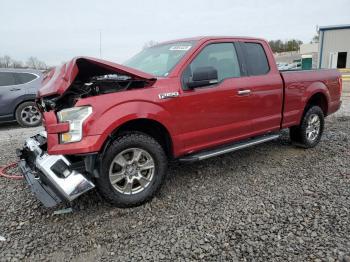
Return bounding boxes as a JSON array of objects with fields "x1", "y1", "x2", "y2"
[
  {"x1": 238, "y1": 89, "x2": 251, "y2": 96},
  {"x1": 10, "y1": 87, "x2": 21, "y2": 91}
]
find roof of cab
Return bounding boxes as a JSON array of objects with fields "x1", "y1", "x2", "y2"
[{"x1": 156, "y1": 36, "x2": 268, "y2": 45}]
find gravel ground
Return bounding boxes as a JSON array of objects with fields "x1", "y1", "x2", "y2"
[{"x1": 0, "y1": 84, "x2": 349, "y2": 261}]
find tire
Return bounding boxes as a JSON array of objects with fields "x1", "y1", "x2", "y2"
[
  {"x1": 15, "y1": 101, "x2": 42, "y2": 127},
  {"x1": 96, "y1": 132, "x2": 168, "y2": 208},
  {"x1": 289, "y1": 105, "x2": 324, "y2": 148}
]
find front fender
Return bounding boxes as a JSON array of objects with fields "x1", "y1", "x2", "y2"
[
  {"x1": 49, "y1": 99, "x2": 179, "y2": 155},
  {"x1": 86, "y1": 101, "x2": 175, "y2": 136},
  {"x1": 45, "y1": 101, "x2": 176, "y2": 155}
]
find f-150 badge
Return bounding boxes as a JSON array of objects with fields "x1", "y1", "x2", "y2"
[{"x1": 158, "y1": 92, "x2": 179, "y2": 99}]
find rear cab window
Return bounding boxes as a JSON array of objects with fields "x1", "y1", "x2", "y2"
[{"x1": 242, "y1": 42, "x2": 270, "y2": 76}]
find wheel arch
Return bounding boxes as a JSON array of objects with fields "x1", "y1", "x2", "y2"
[
  {"x1": 100, "y1": 118, "x2": 174, "y2": 160},
  {"x1": 304, "y1": 92, "x2": 329, "y2": 117},
  {"x1": 299, "y1": 81, "x2": 330, "y2": 124},
  {"x1": 13, "y1": 96, "x2": 37, "y2": 118}
]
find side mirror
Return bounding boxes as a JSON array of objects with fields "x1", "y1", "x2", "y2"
[{"x1": 187, "y1": 66, "x2": 218, "y2": 88}]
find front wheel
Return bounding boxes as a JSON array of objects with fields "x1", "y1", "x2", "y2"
[
  {"x1": 289, "y1": 105, "x2": 324, "y2": 148},
  {"x1": 96, "y1": 132, "x2": 168, "y2": 208}
]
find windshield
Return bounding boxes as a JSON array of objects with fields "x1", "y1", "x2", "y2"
[{"x1": 124, "y1": 41, "x2": 195, "y2": 77}]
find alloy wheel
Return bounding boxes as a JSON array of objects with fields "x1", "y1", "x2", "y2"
[
  {"x1": 109, "y1": 148, "x2": 155, "y2": 195},
  {"x1": 21, "y1": 105, "x2": 41, "y2": 126},
  {"x1": 306, "y1": 114, "x2": 321, "y2": 141}
]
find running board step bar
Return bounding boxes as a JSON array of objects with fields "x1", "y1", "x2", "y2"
[{"x1": 178, "y1": 133, "x2": 280, "y2": 162}]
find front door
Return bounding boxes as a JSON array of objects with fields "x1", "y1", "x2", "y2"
[{"x1": 176, "y1": 42, "x2": 256, "y2": 153}]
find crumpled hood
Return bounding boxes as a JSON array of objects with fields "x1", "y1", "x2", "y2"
[{"x1": 38, "y1": 56, "x2": 156, "y2": 97}]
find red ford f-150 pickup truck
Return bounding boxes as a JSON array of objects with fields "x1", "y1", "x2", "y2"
[{"x1": 18, "y1": 36, "x2": 342, "y2": 208}]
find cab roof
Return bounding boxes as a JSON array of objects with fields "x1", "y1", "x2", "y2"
[{"x1": 156, "y1": 36, "x2": 268, "y2": 45}]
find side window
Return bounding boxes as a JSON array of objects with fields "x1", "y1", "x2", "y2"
[
  {"x1": 0, "y1": 72, "x2": 16, "y2": 86},
  {"x1": 243, "y1": 42, "x2": 270, "y2": 76},
  {"x1": 15, "y1": 73, "x2": 38, "y2": 84},
  {"x1": 187, "y1": 43, "x2": 241, "y2": 83}
]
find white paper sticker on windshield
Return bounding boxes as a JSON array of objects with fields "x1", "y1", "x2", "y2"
[{"x1": 169, "y1": 46, "x2": 192, "y2": 51}]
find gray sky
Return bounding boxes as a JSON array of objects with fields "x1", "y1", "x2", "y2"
[{"x1": 0, "y1": 0, "x2": 349, "y2": 66}]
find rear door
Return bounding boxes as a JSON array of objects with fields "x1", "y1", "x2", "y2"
[{"x1": 237, "y1": 41, "x2": 284, "y2": 134}]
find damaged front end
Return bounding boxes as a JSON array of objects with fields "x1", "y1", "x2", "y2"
[
  {"x1": 37, "y1": 56, "x2": 156, "y2": 111},
  {"x1": 17, "y1": 57, "x2": 157, "y2": 207},
  {"x1": 17, "y1": 132, "x2": 95, "y2": 207}
]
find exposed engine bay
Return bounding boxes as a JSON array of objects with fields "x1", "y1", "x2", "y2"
[
  {"x1": 43, "y1": 75, "x2": 150, "y2": 111},
  {"x1": 38, "y1": 58, "x2": 155, "y2": 111}
]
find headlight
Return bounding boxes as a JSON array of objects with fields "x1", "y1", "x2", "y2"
[{"x1": 57, "y1": 106, "x2": 92, "y2": 143}]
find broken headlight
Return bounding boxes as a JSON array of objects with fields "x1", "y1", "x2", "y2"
[{"x1": 57, "y1": 106, "x2": 92, "y2": 143}]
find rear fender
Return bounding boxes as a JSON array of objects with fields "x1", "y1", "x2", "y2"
[{"x1": 298, "y1": 81, "x2": 330, "y2": 122}]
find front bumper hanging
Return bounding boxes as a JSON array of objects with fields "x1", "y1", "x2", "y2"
[{"x1": 17, "y1": 132, "x2": 95, "y2": 207}]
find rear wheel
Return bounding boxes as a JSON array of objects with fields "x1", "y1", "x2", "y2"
[
  {"x1": 96, "y1": 132, "x2": 168, "y2": 208},
  {"x1": 15, "y1": 101, "x2": 42, "y2": 127},
  {"x1": 289, "y1": 105, "x2": 324, "y2": 148}
]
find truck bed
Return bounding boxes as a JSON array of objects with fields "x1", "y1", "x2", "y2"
[{"x1": 280, "y1": 69, "x2": 342, "y2": 128}]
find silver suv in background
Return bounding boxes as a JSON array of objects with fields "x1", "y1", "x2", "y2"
[{"x1": 0, "y1": 68, "x2": 43, "y2": 127}]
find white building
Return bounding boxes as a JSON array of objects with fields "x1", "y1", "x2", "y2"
[
  {"x1": 300, "y1": 43, "x2": 319, "y2": 69},
  {"x1": 318, "y1": 24, "x2": 350, "y2": 69},
  {"x1": 300, "y1": 43, "x2": 318, "y2": 54}
]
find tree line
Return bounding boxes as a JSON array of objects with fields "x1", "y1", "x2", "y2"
[
  {"x1": 268, "y1": 39, "x2": 304, "y2": 53},
  {"x1": 0, "y1": 55, "x2": 48, "y2": 70}
]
